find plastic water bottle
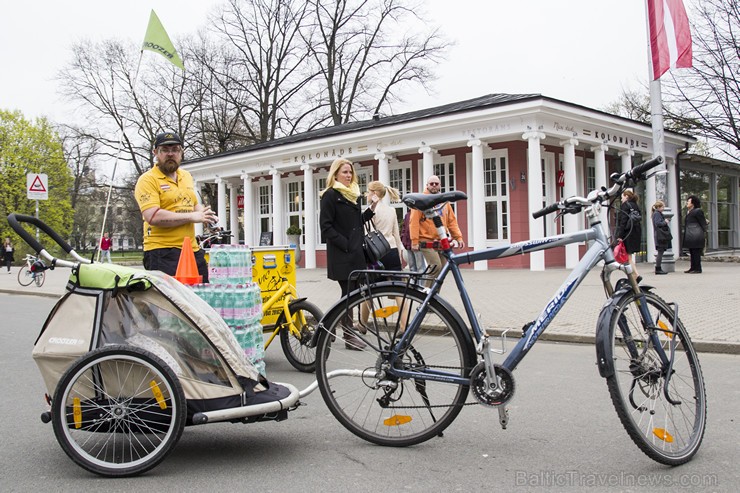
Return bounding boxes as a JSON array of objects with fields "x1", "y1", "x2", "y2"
[
  {"x1": 211, "y1": 285, "x2": 225, "y2": 322},
  {"x1": 209, "y1": 245, "x2": 222, "y2": 283},
  {"x1": 234, "y1": 284, "x2": 248, "y2": 327}
]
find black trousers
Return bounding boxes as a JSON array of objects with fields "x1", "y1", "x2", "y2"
[
  {"x1": 144, "y1": 247, "x2": 209, "y2": 282},
  {"x1": 689, "y1": 248, "x2": 703, "y2": 272}
]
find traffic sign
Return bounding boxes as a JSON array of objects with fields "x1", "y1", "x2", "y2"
[{"x1": 27, "y1": 173, "x2": 48, "y2": 200}]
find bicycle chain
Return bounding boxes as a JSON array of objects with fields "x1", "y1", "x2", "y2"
[{"x1": 381, "y1": 363, "x2": 480, "y2": 410}]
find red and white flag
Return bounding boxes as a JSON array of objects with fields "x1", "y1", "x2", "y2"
[{"x1": 647, "y1": 0, "x2": 692, "y2": 80}]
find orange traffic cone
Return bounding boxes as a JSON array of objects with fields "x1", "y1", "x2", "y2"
[{"x1": 174, "y1": 237, "x2": 202, "y2": 285}]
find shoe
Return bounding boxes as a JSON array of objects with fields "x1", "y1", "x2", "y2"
[
  {"x1": 344, "y1": 331, "x2": 366, "y2": 351},
  {"x1": 655, "y1": 269, "x2": 667, "y2": 275},
  {"x1": 355, "y1": 322, "x2": 369, "y2": 334},
  {"x1": 684, "y1": 270, "x2": 696, "y2": 273},
  {"x1": 689, "y1": 270, "x2": 702, "y2": 274},
  {"x1": 636, "y1": 276, "x2": 643, "y2": 284}
]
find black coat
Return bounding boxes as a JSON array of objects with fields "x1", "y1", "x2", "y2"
[
  {"x1": 320, "y1": 188, "x2": 374, "y2": 281},
  {"x1": 652, "y1": 210, "x2": 672, "y2": 250},
  {"x1": 616, "y1": 200, "x2": 642, "y2": 254},
  {"x1": 683, "y1": 207, "x2": 707, "y2": 249}
]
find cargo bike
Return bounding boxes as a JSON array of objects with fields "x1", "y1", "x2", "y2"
[{"x1": 7, "y1": 213, "x2": 321, "y2": 477}]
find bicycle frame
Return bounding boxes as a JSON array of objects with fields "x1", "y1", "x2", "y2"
[
  {"x1": 262, "y1": 279, "x2": 305, "y2": 349},
  {"x1": 382, "y1": 207, "x2": 655, "y2": 386}
]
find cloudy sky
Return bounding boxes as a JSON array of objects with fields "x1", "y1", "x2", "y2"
[{"x1": 1, "y1": 0, "x2": 658, "y2": 124}]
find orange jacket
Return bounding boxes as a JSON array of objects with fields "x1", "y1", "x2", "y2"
[{"x1": 408, "y1": 192, "x2": 463, "y2": 247}]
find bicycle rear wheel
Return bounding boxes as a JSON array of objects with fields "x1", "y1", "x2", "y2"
[
  {"x1": 52, "y1": 345, "x2": 186, "y2": 477},
  {"x1": 17, "y1": 265, "x2": 33, "y2": 286},
  {"x1": 315, "y1": 284, "x2": 474, "y2": 447},
  {"x1": 605, "y1": 291, "x2": 706, "y2": 465},
  {"x1": 278, "y1": 299, "x2": 322, "y2": 373}
]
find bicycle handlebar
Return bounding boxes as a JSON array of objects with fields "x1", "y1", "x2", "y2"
[
  {"x1": 7, "y1": 213, "x2": 87, "y2": 267},
  {"x1": 532, "y1": 156, "x2": 664, "y2": 219}
]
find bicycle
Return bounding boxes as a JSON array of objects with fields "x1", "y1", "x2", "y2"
[
  {"x1": 261, "y1": 277, "x2": 322, "y2": 373},
  {"x1": 198, "y1": 226, "x2": 321, "y2": 372},
  {"x1": 17, "y1": 253, "x2": 48, "y2": 287},
  {"x1": 313, "y1": 156, "x2": 706, "y2": 466}
]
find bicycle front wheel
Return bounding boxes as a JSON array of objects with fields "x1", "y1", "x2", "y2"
[
  {"x1": 34, "y1": 270, "x2": 46, "y2": 287},
  {"x1": 17, "y1": 265, "x2": 33, "y2": 286},
  {"x1": 278, "y1": 299, "x2": 322, "y2": 373},
  {"x1": 606, "y1": 291, "x2": 706, "y2": 465},
  {"x1": 51, "y1": 345, "x2": 186, "y2": 477},
  {"x1": 316, "y1": 284, "x2": 474, "y2": 447}
]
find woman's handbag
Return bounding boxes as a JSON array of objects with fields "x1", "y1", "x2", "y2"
[{"x1": 363, "y1": 220, "x2": 391, "y2": 265}]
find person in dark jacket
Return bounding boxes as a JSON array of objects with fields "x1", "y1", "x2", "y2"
[
  {"x1": 615, "y1": 189, "x2": 642, "y2": 279},
  {"x1": 651, "y1": 201, "x2": 672, "y2": 275},
  {"x1": 3, "y1": 237, "x2": 14, "y2": 274},
  {"x1": 683, "y1": 195, "x2": 707, "y2": 274},
  {"x1": 319, "y1": 158, "x2": 379, "y2": 349}
]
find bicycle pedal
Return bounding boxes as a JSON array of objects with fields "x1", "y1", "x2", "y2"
[{"x1": 497, "y1": 405, "x2": 509, "y2": 430}]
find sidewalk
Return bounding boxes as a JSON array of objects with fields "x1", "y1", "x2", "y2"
[{"x1": 2, "y1": 259, "x2": 738, "y2": 353}]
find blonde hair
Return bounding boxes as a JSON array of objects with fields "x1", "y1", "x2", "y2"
[
  {"x1": 652, "y1": 200, "x2": 665, "y2": 212},
  {"x1": 324, "y1": 158, "x2": 357, "y2": 190},
  {"x1": 367, "y1": 180, "x2": 400, "y2": 202}
]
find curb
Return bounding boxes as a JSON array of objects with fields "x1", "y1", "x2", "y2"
[{"x1": 0, "y1": 288, "x2": 61, "y2": 299}]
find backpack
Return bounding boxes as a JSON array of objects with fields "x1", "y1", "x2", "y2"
[{"x1": 628, "y1": 206, "x2": 641, "y2": 224}]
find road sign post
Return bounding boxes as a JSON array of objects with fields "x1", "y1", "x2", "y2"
[{"x1": 27, "y1": 173, "x2": 49, "y2": 241}]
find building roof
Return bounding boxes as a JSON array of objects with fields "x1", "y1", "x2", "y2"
[{"x1": 185, "y1": 92, "x2": 694, "y2": 165}]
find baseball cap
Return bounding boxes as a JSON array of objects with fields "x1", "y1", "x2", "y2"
[{"x1": 154, "y1": 130, "x2": 183, "y2": 148}]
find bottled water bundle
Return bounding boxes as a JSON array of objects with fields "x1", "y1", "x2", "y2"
[
  {"x1": 191, "y1": 282, "x2": 264, "y2": 375},
  {"x1": 208, "y1": 244, "x2": 253, "y2": 285}
]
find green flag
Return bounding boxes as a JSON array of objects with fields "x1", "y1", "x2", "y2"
[{"x1": 142, "y1": 10, "x2": 184, "y2": 70}]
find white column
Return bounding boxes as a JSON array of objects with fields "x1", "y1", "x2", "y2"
[
  {"x1": 270, "y1": 169, "x2": 283, "y2": 246},
  {"x1": 560, "y1": 138, "x2": 579, "y2": 268},
  {"x1": 619, "y1": 149, "x2": 634, "y2": 174},
  {"x1": 216, "y1": 177, "x2": 227, "y2": 231},
  {"x1": 193, "y1": 179, "x2": 203, "y2": 237},
  {"x1": 375, "y1": 152, "x2": 390, "y2": 204},
  {"x1": 663, "y1": 156, "x2": 679, "y2": 272},
  {"x1": 591, "y1": 144, "x2": 609, "y2": 229},
  {"x1": 467, "y1": 139, "x2": 486, "y2": 270},
  {"x1": 523, "y1": 131, "x2": 546, "y2": 271},
  {"x1": 418, "y1": 145, "x2": 436, "y2": 182},
  {"x1": 301, "y1": 164, "x2": 316, "y2": 269},
  {"x1": 241, "y1": 173, "x2": 254, "y2": 246},
  {"x1": 228, "y1": 183, "x2": 238, "y2": 245}
]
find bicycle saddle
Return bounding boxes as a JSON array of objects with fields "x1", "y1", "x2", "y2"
[{"x1": 402, "y1": 191, "x2": 467, "y2": 211}]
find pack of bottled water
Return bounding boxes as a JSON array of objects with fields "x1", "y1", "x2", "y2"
[{"x1": 208, "y1": 244, "x2": 253, "y2": 285}]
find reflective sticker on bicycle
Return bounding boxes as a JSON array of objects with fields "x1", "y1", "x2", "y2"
[
  {"x1": 657, "y1": 320, "x2": 671, "y2": 337},
  {"x1": 652, "y1": 428, "x2": 674, "y2": 443},
  {"x1": 150, "y1": 380, "x2": 168, "y2": 410},
  {"x1": 383, "y1": 414, "x2": 412, "y2": 426},
  {"x1": 73, "y1": 397, "x2": 82, "y2": 428},
  {"x1": 374, "y1": 306, "x2": 399, "y2": 318}
]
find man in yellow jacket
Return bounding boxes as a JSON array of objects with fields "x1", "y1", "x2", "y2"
[{"x1": 409, "y1": 175, "x2": 465, "y2": 285}]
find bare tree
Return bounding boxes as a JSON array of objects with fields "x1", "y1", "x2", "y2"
[
  {"x1": 661, "y1": 0, "x2": 740, "y2": 161},
  {"x1": 305, "y1": 0, "x2": 447, "y2": 125}
]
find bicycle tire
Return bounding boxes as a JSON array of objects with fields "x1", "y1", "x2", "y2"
[
  {"x1": 277, "y1": 299, "x2": 322, "y2": 373},
  {"x1": 34, "y1": 270, "x2": 46, "y2": 287},
  {"x1": 51, "y1": 345, "x2": 186, "y2": 477},
  {"x1": 315, "y1": 284, "x2": 473, "y2": 447},
  {"x1": 605, "y1": 291, "x2": 706, "y2": 465},
  {"x1": 17, "y1": 265, "x2": 33, "y2": 286}
]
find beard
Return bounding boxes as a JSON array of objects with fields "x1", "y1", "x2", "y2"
[{"x1": 157, "y1": 159, "x2": 180, "y2": 175}]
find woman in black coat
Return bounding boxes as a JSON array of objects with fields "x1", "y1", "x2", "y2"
[
  {"x1": 683, "y1": 195, "x2": 707, "y2": 273},
  {"x1": 615, "y1": 189, "x2": 642, "y2": 279},
  {"x1": 651, "y1": 200, "x2": 672, "y2": 275},
  {"x1": 320, "y1": 158, "x2": 378, "y2": 349}
]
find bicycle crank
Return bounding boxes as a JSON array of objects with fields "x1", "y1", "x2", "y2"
[{"x1": 470, "y1": 362, "x2": 515, "y2": 408}]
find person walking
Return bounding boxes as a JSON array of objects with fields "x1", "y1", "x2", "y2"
[
  {"x1": 2, "y1": 237, "x2": 14, "y2": 274},
  {"x1": 401, "y1": 209, "x2": 426, "y2": 273},
  {"x1": 319, "y1": 158, "x2": 379, "y2": 350},
  {"x1": 99, "y1": 231, "x2": 113, "y2": 263},
  {"x1": 651, "y1": 201, "x2": 672, "y2": 275},
  {"x1": 615, "y1": 189, "x2": 642, "y2": 280},
  {"x1": 408, "y1": 175, "x2": 465, "y2": 286},
  {"x1": 683, "y1": 195, "x2": 708, "y2": 274},
  {"x1": 134, "y1": 130, "x2": 218, "y2": 282},
  {"x1": 365, "y1": 181, "x2": 403, "y2": 271}
]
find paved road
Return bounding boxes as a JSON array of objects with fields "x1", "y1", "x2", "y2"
[
  {"x1": 3, "y1": 258, "x2": 738, "y2": 353},
  {"x1": 2, "y1": 295, "x2": 739, "y2": 491}
]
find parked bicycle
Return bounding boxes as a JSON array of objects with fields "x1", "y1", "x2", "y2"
[
  {"x1": 17, "y1": 253, "x2": 48, "y2": 287},
  {"x1": 314, "y1": 156, "x2": 706, "y2": 466}
]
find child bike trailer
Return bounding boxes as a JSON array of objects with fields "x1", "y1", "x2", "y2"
[{"x1": 33, "y1": 262, "x2": 300, "y2": 477}]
